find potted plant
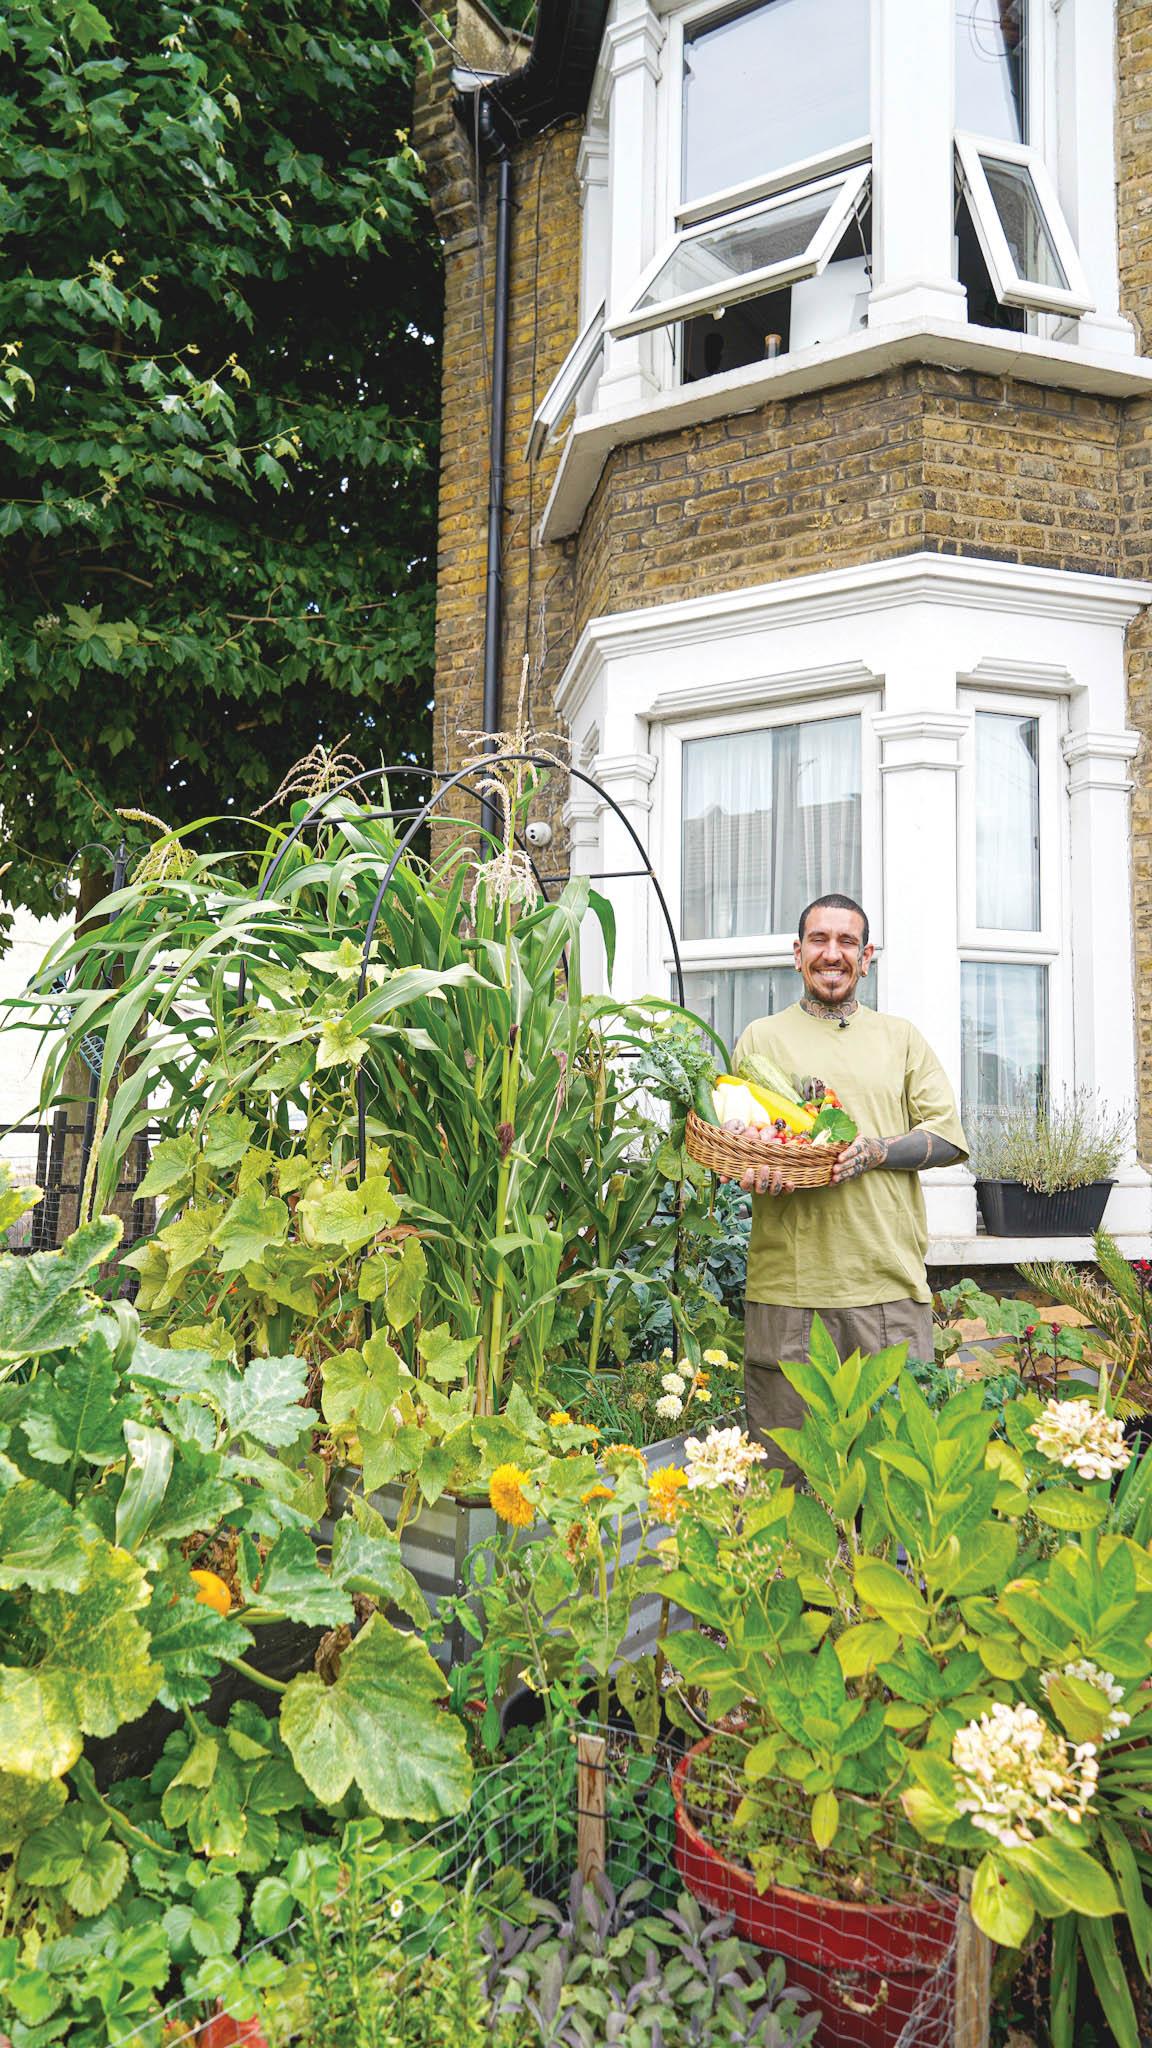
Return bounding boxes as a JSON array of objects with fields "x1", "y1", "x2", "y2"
[
  {"x1": 652, "y1": 1326, "x2": 1152, "y2": 2048},
  {"x1": 968, "y1": 1088, "x2": 1129, "y2": 1237}
]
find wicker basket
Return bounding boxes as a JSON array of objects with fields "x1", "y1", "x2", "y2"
[{"x1": 685, "y1": 1109, "x2": 843, "y2": 1187}]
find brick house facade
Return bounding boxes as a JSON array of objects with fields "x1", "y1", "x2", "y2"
[{"x1": 417, "y1": 0, "x2": 1152, "y2": 1260}]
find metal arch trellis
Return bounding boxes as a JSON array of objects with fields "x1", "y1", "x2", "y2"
[{"x1": 233, "y1": 749, "x2": 686, "y2": 1185}]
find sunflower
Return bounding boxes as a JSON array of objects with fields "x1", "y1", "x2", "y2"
[
  {"x1": 489, "y1": 1463, "x2": 535, "y2": 1527},
  {"x1": 648, "y1": 1464, "x2": 689, "y2": 1521},
  {"x1": 603, "y1": 1442, "x2": 646, "y2": 1468},
  {"x1": 581, "y1": 1483, "x2": 615, "y2": 1505}
]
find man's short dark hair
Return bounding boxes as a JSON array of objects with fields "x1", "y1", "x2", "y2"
[{"x1": 798, "y1": 894, "x2": 870, "y2": 948}]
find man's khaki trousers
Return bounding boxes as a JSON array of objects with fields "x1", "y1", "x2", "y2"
[{"x1": 744, "y1": 1299, "x2": 935, "y2": 1485}]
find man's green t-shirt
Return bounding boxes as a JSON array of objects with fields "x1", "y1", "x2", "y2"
[{"x1": 732, "y1": 1005, "x2": 968, "y2": 1308}]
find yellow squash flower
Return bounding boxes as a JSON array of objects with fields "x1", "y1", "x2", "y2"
[{"x1": 548, "y1": 1410, "x2": 573, "y2": 1427}]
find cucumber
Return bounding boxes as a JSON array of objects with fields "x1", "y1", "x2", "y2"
[
  {"x1": 693, "y1": 1075, "x2": 721, "y2": 1125},
  {"x1": 738, "y1": 1053, "x2": 803, "y2": 1107}
]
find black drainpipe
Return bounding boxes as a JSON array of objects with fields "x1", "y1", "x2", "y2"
[{"x1": 480, "y1": 133, "x2": 514, "y2": 846}]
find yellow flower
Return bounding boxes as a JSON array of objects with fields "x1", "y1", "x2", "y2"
[
  {"x1": 603, "y1": 1442, "x2": 646, "y2": 1467},
  {"x1": 648, "y1": 1465, "x2": 689, "y2": 1520},
  {"x1": 581, "y1": 1483, "x2": 615, "y2": 1505},
  {"x1": 489, "y1": 1463, "x2": 535, "y2": 1527},
  {"x1": 548, "y1": 1410, "x2": 573, "y2": 1427},
  {"x1": 702, "y1": 1347, "x2": 729, "y2": 1367}
]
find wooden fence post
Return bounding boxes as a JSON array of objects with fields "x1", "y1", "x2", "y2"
[
  {"x1": 953, "y1": 1867, "x2": 992, "y2": 2048},
  {"x1": 576, "y1": 1732, "x2": 607, "y2": 1889}
]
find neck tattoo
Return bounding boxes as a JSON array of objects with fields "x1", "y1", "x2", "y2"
[{"x1": 800, "y1": 995, "x2": 859, "y2": 1022}]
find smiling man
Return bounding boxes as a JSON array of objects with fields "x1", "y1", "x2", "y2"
[{"x1": 731, "y1": 893, "x2": 967, "y2": 1478}]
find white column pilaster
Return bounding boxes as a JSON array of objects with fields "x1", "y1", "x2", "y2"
[
  {"x1": 1062, "y1": 727, "x2": 1151, "y2": 1232},
  {"x1": 592, "y1": 749, "x2": 658, "y2": 1000},
  {"x1": 874, "y1": 706, "x2": 975, "y2": 1237},
  {"x1": 563, "y1": 778, "x2": 607, "y2": 992},
  {"x1": 868, "y1": 0, "x2": 967, "y2": 330},
  {"x1": 577, "y1": 126, "x2": 610, "y2": 335},
  {"x1": 1055, "y1": 0, "x2": 1137, "y2": 357},
  {"x1": 599, "y1": 2, "x2": 664, "y2": 410}
]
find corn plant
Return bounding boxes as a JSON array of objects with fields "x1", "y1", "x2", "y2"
[{"x1": 17, "y1": 793, "x2": 675, "y2": 1417}]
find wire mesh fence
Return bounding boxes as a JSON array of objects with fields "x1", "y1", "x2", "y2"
[
  {"x1": 1, "y1": 1118, "x2": 154, "y2": 1255},
  {"x1": 131, "y1": 1719, "x2": 983, "y2": 2048}
]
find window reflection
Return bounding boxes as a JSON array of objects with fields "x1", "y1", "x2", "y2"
[{"x1": 955, "y1": 0, "x2": 1026, "y2": 144}]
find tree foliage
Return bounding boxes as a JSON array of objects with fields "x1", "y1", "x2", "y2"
[{"x1": 0, "y1": 0, "x2": 441, "y2": 918}]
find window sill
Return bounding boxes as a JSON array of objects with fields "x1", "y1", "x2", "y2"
[
  {"x1": 539, "y1": 318, "x2": 1152, "y2": 543},
  {"x1": 928, "y1": 1231, "x2": 1152, "y2": 1266}
]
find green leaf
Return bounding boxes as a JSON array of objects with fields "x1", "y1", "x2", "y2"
[
  {"x1": 417, "y1": 1322, "x2": 479, "y2": 1384},
  {"x1": 0, "y1": 1473, "x2": 91, "y2": 1593},
  {"x1": 970, "y1": 1854, "x2": 1034, "y2": 1947},
  {"x1": 853, "y1": 1557, "x2": 930, "y2": 1638},
  {"x1": 358, "y1": 1233, "x2": 427, "y2": 1328},
  {"x1": 330, "y1": 1500, "x2": 431, "y2": 1628},
  {"x1": 1080, "y1": 1914, "x2": 1141, "y2": 2048},
  {"x1": 144, "y1": 1571, "x2": 254, "y2": 1709},
  {"x1": 280, "y1": 1613, "x2": 473, "y2": 1820},
  {"x1": 322, "y1": 1338, "x2": 401, "y2": 1435},
  {"x1": 201, "y1": 1113, "x2": 256, "y2": 1168},
  {"x1": 0, "y1": 1772, "x2": 66, "y2": 1855},
  {"x1": 135, "y1": 1135, "x2": 199, "y2": 1201},
  {"x1": 300, "y1": 1175, "x2": 399, "y2": 1251},
  {"x1": 213, "y1": 1190, "x2": 290, "y2": 1273},
  {"x1": 1013, "y1": 1835, "x2": 1119, "y2": 1918},
  {"x1": 116, "y1": 1420, "x2": 175, "y2": 1550},
  {"x1": 0, "y1": 1544, "x2": 158, "y2": 1779},
  {"x1": 218, "y1": 1354, "x2": 312, "y2": 1448},
  {"x1": 244, "y1": 1528, "x2": 352, "y2": 1627},
  {"x1": 20, "y1": 1341, "x2": 130, "y2": 1468},
  {"x1": 164, "y1": 1870, "x2": 243, "y2": 1958},
  {"x1": 811, "y1": 1789, "x2": 839, "y2": 1849},
  {"x1": 157, "y1": 1204, "x2": 223, "y2": 1282},
  {"x1": 0, "y1": 1220, "x2": 119, "y2": 1361},
  {"x1": 1031, "y1": 1489, "x2": 1110, "y2": 1531}
]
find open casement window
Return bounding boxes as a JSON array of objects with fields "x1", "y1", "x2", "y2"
[
  {"x1": 610, "y1": 163, "x2": 870, "y2": 343},
  {"x1": 525, "y1": 300, "x2": 604, "y2": 463},
  {"x1": 954, "y1": 134, "x2": 1093, "y2": 318}
]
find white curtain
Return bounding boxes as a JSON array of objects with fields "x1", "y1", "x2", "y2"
[
  {"x1": 681, "y1": 716, "x2": 861, "y2": 942},
  {"x1": 976, "y1": 713, "x2": 1040, "y2": 931}
]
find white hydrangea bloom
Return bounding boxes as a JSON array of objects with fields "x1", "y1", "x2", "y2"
[
  {"x1": 683, "y1": 1425, "x2": 767, "y2": 1493},
  {"x1": 1029, "y1": 1400, "x2": 1131, "y2": 1482},
  {"x1": 1041, "y1": 1659, "x2": 1132, "y2": 1741},
  {"x1": 655, "y1": 1393, "x2": 684, "y2": 1421},
  {"x1": 661, "y1": 1371, "x2": 687, "y2": 1395},
  {"x1": 951, "y1": 1702, "x2": 1099, "y2": 1849}
]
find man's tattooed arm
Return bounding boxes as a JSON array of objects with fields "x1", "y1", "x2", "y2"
[{"x1": 831, "y1": 1130, "x2": 963, "y2": 1184}]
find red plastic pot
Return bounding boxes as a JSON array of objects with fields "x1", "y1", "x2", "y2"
[
  {"x1": 672, "y1": 1744, "x2": 955, "y2": 2048},
  {"x1": 198, "y1": 2009, "x2": 269, "y2": 2048}
]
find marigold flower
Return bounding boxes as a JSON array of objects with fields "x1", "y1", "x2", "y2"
[
  {"x1": 548, "y1": 1411, "x2": 573, "y2": 1427},
  {"x1": 661, "y1": 1370, "x2": 686, "y2": 1395},
  {"x1": 702, "y1": 1347, "x2": 734, "y2": 1368},
  {"x1": 951, "y1": 1702, "x2": 1098, "y2": 1849},
  {"x1": 581, "y1": 1483, "x2": 615, "y2": 1505},
  {"x1": 655, "y1": 1392, "x2": 684, "y2": 1421},
  {"x1": 489, "y1": 1463, "x2": 535, "y2": 1527},
  {"x1": 648, "y1": 1464, "x2": 688, "y2": 1520},
  {"x1": 1029, "y1": 1399, "x2": 1131, "y2": 1482},
  {"x1": 661, "y1": 1348, "x2": 675, "y2": 1362}
]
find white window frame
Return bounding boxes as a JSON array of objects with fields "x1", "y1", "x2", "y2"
[
  {"x1": 658, "y1": 696, "x2": 884, "y2": 1019},
  {"x1": 956, "y1": 687, "x2": 1072, "y2": 1105},
  {"x1": 526, "y1": 300, "x2": 605, "y2": 462},
  {"x1": 610, "y1": 161, "x2": 870, "y2": 342},
  {"x1": 954, "y1": 131, "x2": 1094, "y2": 318}
]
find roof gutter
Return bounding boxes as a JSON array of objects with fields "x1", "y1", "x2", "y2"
[{"x1": 456, "y1": 0, "x2": 610, "y2": 159}]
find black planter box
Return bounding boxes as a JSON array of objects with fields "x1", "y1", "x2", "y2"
[{"x1": 974, "y1": 1178, "x2": 1114, "y2": 1238}]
